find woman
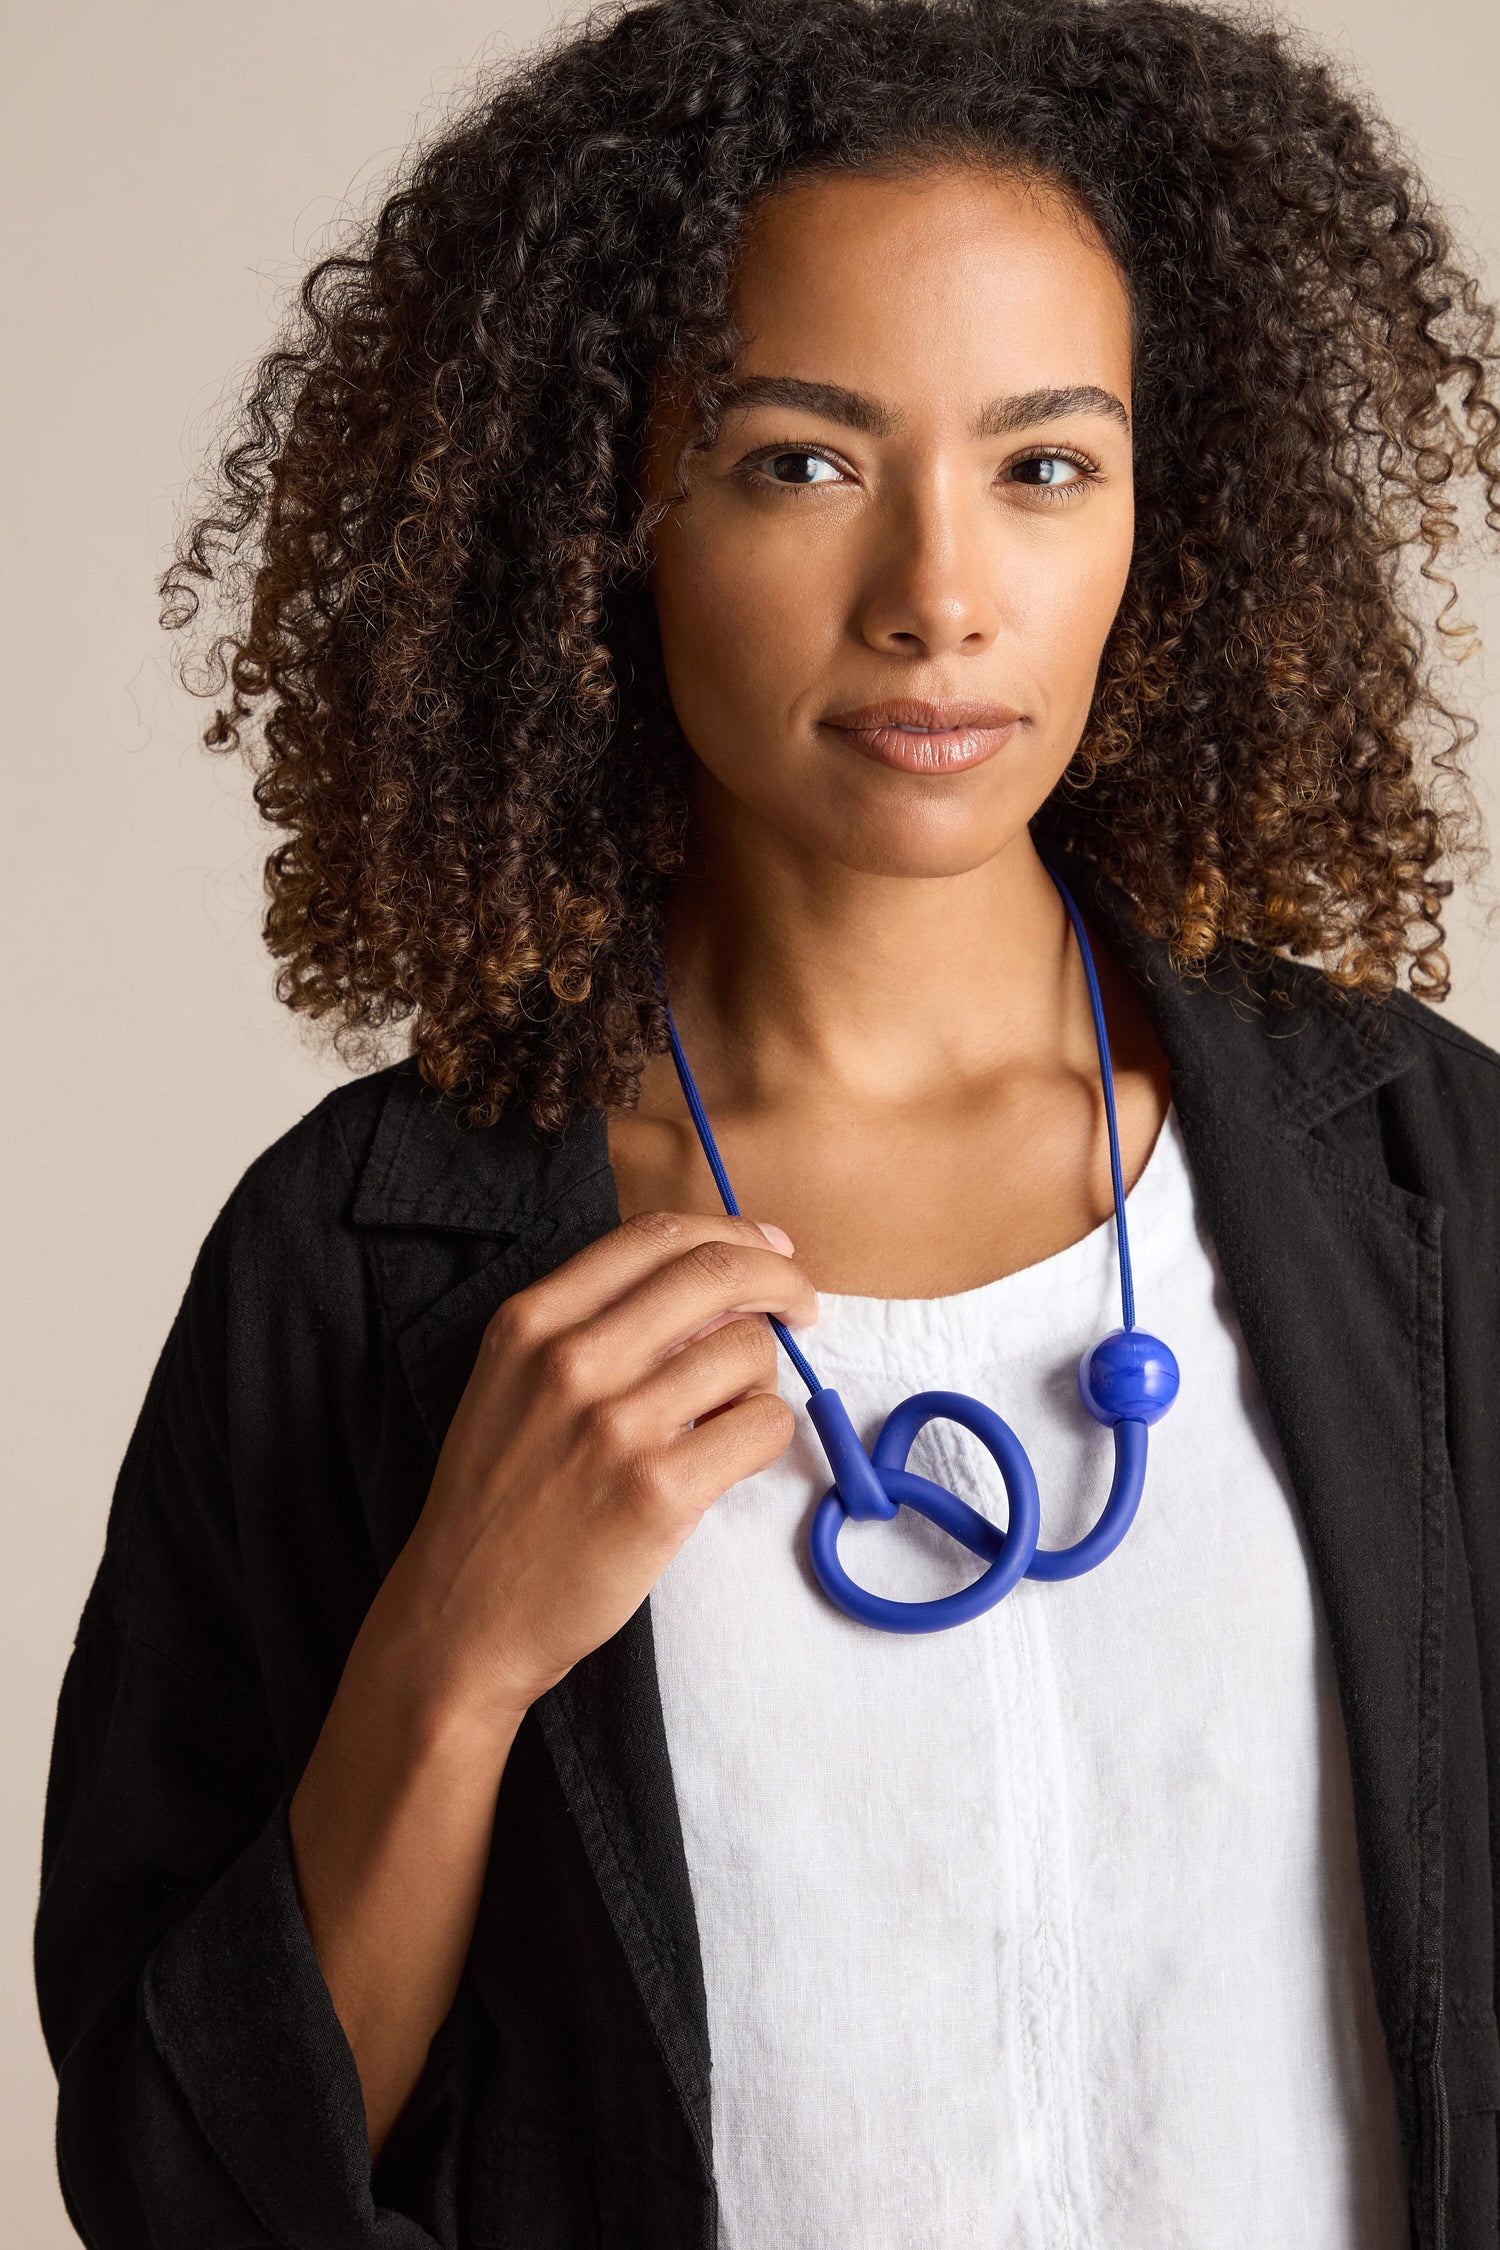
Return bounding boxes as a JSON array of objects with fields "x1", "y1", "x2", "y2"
[{"x1": 35, "y1": 0, "x2": 1500, "y2": 2244}]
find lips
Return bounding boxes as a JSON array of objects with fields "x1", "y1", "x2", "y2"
[{"x1": 821, "y1": 698, "x2": 1023, "y2": 775}]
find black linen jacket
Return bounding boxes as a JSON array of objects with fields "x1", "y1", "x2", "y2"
[{"x1": 34, "y1": 848, "x2": 1500, "y2": 2250}]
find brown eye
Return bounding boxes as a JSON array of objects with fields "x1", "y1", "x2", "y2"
[
  {"x1": 736, "y1": 443, "x2": 847, "y2": 491},
  {"x1": 765, "y1": 451, "x2": 838, "y2": 486},
  {"x1": 1007, "y1": 450, "x2": 1097, "y2": 497}
]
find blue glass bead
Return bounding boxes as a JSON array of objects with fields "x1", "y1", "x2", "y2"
[{"x1": 1077, "y1": 1327, "x2": 1180, "y2": 1426}]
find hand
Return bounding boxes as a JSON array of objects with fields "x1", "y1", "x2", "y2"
[{"x1": 369, "y1": 1209, "x2": 819, "y2": 1727}]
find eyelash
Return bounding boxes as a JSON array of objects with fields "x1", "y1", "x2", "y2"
[{"x1": 733, "y1": 437, "x2": 1102, "y2": 501}]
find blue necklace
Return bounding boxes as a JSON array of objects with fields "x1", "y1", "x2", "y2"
[{"x1": 650, "y1": 862, "x2": 1180, "y2": 1634}]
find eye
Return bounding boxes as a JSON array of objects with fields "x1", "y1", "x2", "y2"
[
  {"x1": 731, "y1": 438, "x2": 1103, "y2": 499},
  {"x1": 1006, "y1": 448, "x2": 1099, "y2": 499},
  {"x1": 733, "y1": 441, "x2": 849, "y2": 493}
]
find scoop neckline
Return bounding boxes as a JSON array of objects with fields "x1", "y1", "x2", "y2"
[{"x1": 805, "y1": 1097, "x2": 1183, "y2": 1324}]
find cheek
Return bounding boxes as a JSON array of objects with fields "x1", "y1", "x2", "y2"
[
  {"x1": 653, "y1": 528, "x2": 835, "y2": 729},
  {"x1": 1016, "y1": 514, "x2": 1132, "y2": 642},
  {"x1": 1007, "y1": 517, "x2": 1134, "y2": 724}
]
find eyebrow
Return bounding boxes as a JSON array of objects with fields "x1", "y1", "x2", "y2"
[{"x1": 716, "y1": 372, "x2": 1130, "y2": 440}]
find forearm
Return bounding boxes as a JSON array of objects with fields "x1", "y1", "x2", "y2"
[{"x1": 287, "y1": 1604, "x2": 523, "y2": 2161}]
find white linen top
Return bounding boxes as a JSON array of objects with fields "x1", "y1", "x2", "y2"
[{"x1": 650, "y1": 1100, "x2": 1411, "y2": 2250}]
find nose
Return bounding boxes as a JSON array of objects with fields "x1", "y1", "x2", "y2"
[{"x1": 854, "y1": 474, "x2": 1002, "y2": 659}]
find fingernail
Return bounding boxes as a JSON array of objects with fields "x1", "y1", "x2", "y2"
[{"x1": 756, "y1": 1222, "x2": 795, "y2": 1254}]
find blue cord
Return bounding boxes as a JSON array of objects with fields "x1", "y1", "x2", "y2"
[
  {"x1": 653, "y1": 982, "x2": 826, "y2": 1396},
  {"x1": 646, "y1": 860, "x2": 1179, "y2": 1632},
  {"x1": 1035, "y1": 869, "x2": 1137, "y2": 1330},
  {"x1": 653, "y1": 864, "x2": 1132, "y2": 1357}
]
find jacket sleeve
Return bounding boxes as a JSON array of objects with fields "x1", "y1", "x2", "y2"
[{"x1": 34, "y1": 1168, "x2": 443, "y2": 2250}]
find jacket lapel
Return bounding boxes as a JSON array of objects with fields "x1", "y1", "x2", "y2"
[
  {"x1": 1072, "y1": 855, "x2": 1445, "y2": 2202},
  {"x1": 350, "y1": 1068, "x2": 714, "y2": 2170},
  {"x1": 351, "y1": 856, "x2": 1448, "y2": 2214}
]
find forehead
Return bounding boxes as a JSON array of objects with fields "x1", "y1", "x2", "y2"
[{"x1": 726, "y1": 163, "x2": 1133, "y2": 421}]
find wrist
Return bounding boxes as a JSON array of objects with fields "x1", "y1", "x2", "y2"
[{"x1": 352, "y1": 1561, "x2": 536, "y2": 1753}]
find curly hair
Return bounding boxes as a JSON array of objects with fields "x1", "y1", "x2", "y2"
[{"x1": 161, "y1": 0, "x2": 1500, "y2": 1132}]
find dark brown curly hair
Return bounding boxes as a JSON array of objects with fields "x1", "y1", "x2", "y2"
[{"x1": 161, "y1": 0, "x2": 1500, "y2": 1131}]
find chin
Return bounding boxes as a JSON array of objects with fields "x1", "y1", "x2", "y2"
[{"x1": 806, "y1": 813, "x2": 1027, "y2": 881}]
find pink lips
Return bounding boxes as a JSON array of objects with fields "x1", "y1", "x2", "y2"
[{"x1": 821, "y1": 698, "x2": 1023, "y2": 773}]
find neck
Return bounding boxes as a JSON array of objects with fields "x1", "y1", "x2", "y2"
[{"x1": 655, "y1": 785, "x2": 1083, "y2": 1114}]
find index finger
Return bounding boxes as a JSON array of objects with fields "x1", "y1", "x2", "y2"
[{"x1": 509, "y1": 1207, "x2": 799, "y2": 1336}]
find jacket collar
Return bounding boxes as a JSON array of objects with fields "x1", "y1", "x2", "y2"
[
  {"x1": 350, "y1": 1055, "x2": 613, "y2": 1236},
  {"x1": 1056, "y1": 840, "x2": 1423, "y2": 1125},
  {"x1": 350, "y1": 850, "x2": 1445, "y2": 2224},
  {"x1": 349, "y1": 842, "x2": 1424, "y2": 1242}
]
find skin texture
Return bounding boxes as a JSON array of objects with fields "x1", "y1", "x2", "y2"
[
  {"x1": 287, "y1": 161, "x2": 1170, "y2": 2164},
  {"x1": 610, "y1": 163, "x2": 1170, "y2": 1289}
]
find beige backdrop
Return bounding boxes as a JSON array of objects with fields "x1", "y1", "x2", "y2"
[{"x1": 4, "y1": 3, "x2": 1498, "y2": 2240}]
